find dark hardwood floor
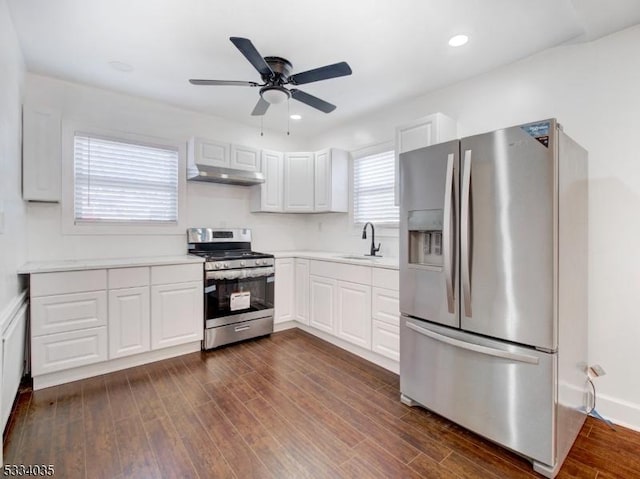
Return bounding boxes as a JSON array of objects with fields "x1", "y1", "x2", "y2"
[{"x1": 3, "y1": 328, "x2": 640, "y2": 478}]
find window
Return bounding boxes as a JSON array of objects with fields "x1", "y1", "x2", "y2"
[
  {"x1": 74, "y1": 134, "x2": 179, "y2": 224},
  {"x1": 353, "y1": 150, "x2": 399, "y2": 225}
]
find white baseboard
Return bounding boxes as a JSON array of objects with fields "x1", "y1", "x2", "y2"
[
  {"x1": 294, "y1": 322, "x2": 399, "y2": 374},
  {"x1": 274, "y1": 320, "x2": 297, "y2": 332},
  {"x1": 594, "y1": 392, "x2": 640, "y2": 432},
  {"x1": 33, "y1": 341, "x2": 201, "y2": 390}
]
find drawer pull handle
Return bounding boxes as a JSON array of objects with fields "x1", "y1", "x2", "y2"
[{"x1": 234, "y1": 325, "x2": 251, "y2": 332}]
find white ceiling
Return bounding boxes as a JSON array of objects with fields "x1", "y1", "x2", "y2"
[{"x1": 7, "y1": 0, "x2": 640, "y2": 138}]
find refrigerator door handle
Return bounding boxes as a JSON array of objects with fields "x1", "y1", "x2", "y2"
[
  {"x1": 461, "y1": 149, "x2": 472, "y2": 317},
  {"x1": 405, "y1": 320, "x2": 540, "y2": 365},
  {"x1": 443, "y1": 153, "x2": 455, "y2": 314}
]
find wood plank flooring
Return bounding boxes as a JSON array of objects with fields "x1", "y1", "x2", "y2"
[{"x1": 3, "y1": 328, "x2": 640, "y2": 478}]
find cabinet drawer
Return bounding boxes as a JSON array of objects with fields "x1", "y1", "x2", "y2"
[
  {"x1": 372, "y1": 320, "x2": 399, "y2": 361},
  {"x1": 108, "y1": 267, "x2": 149, "y2": 289},
  {"x1": 31, "y1": 291, "x2": 107, "y2": 336},
  {"x1": 372, "y1": 268, "x2": 399, "y2": 290},
  {"x1": 31, "y1": 269, "x2": 107, "y2": 297},
  {"x1": 310, "y1": 260, "x2": 371, "y2": 285},
  {"x1": 32, "y1": 326, "x2": 108, "y2": 375},
  {"x1": 151, "y1": 264, "x2": 202, "y2": 285},
  {"x1": 372, "y1": 287, "x2": 400, "y2": 326}
]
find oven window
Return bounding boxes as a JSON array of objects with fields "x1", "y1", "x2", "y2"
[{"x1": 206, "y1": 275, "x2": 274, "y2": 320}]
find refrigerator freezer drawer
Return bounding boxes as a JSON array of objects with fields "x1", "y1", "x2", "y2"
[{"x1": 400, "y1": 316, "x2": 556, "y2": 466}]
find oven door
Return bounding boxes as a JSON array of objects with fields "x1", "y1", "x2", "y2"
[{"x1": 205, "y1": 266, "x2": 274, "y2": 328}]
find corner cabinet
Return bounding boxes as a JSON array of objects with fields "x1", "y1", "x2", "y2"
[
  {"x1": 253, "y1": 148, "x2": 349, "y2": 213},
  {"x1": 284, "y1": 152, "x2": 315, "y2": 212},
  {"x1": 395, "y1": 112, "x2": 458, "y2": 204}
]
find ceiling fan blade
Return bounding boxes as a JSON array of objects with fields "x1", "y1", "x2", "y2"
[
  {"x1": 290, "y1": 89, "x2": 336, "y2": 113},
  {"x1": 229, "y1": 37, "x2": 273, "y2": 78},
  {"x1": 251, "y1": 97, "x2": 270, "y2": 116},
  {"x1": 189, "y1": 79, "x2": 260, "y2": 87},
  {"x1": 288, "y1": 62, "x2": 352, "y2": 85}
]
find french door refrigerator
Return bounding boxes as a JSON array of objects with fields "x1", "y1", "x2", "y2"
[{"x1": 399, "y1": 119, "x2": 588, "y2": 478}]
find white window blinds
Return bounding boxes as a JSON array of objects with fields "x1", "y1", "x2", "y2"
[
  {"x1": 74, "y1": 134, "x2": 179, "y2": 224},
  {"x1": 353, "y1": 150, "x2": 399, "y2": 225}
]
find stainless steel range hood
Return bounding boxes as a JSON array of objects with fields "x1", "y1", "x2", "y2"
[{"x1": 187, "y1": 164, "x2": 265, "y2": 186}]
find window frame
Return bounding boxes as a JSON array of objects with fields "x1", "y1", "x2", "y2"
[
  {"x1": 349, "y1": 141, "x2": 399, "y2": 238},
  {"x1": 61, "y1": 122, "x2": 187, "y2": 235}
]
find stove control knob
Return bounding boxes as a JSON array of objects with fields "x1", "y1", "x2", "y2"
[
  {"x1": 240, "y1": 261, "x2": 245, "y2": 267},
  {"x1": 256, "y1": 259, "x2": 263, "y2": 265},
  {"x1": 223, "y1": 262, "x2": 230, "y2": 269},
  {"x1": 215, "y1": 262, "x2": 222, "y2": 269}
]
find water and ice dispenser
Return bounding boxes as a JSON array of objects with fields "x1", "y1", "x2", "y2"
[{"x1": 408, "y1": 209, "x2": 444, "y2": 267}]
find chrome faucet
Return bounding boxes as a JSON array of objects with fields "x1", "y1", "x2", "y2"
[{"x1": 362, "y1": 222, "x2": 381, "y2": 257}]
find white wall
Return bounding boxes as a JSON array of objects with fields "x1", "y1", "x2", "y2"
[
  {"x1": 24, "y1": 74, "x2": 309, "y2": 260},
  {"x1": 309, "y1": 25, "x2": 640, "y2": 429},
  {"x1": 0, "y1": 0, "x2": 26, "y2": 311}
]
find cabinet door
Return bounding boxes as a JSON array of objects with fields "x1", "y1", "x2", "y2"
[
  {"x1": 309, "y1": 275, "x2": 336, "y2": 334},
  {"x1": 231, "y1": 145, "x2": 260, "y2": 171},
  {"x1": 253, "y1": 149, "x2": 284, "y2": 212},
  {"x1": 284, "y1": 152, "x2": 314, "y2": 212},
  {"x1": 151, "y1": 281, "x2": 203, "y2": 350},
  {"x1": 189, "y1": 137, "x2": 230, "y2": 168},
  {"x1": 336, "y1": 280, "x2": 371, "y2": 349},
  {"x1": 314, "y1": 149, "x2": 331, "y2": 211},
  {"x1": 23, "y1": 106, "x2": 61, "y2": 202},
  {"x1": 294, "y1": 259, "x2": 310, "y2": 325},
  {"x1": 372, "y1": 287, "x2": 400, "y2": 326},
  {"x1": 395, "y1": 113, "x2": 457, "y2": 204},
  {"x1": 31, "y1": 327, "x2": 108, "y2": 375},
  {"x1": 274, "y1": 258, "x2": 294, "y2": 324},
  {"x1": 31, "y1": 291, "x2": 107, "y2": 336},
  {"x1": 109, "y1": 287, "x2": 150, "y2": 359},
  {"x1": 372, "y1": 320, "x2": 399, "y2": 361}
]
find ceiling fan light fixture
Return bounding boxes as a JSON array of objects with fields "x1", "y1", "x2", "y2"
[
  {"x1": 448, "y1": 34, "x2": 469, "y2": 47},
  {"x1": 260, "y1": 86, "x2": 290, "y2": 104}
]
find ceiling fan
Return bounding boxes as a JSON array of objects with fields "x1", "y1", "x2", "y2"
[{"x1": 189, "y1": 37, "x2": 352, "y2": 116}]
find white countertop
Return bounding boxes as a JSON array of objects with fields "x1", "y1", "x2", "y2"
[
  {"x1": 270, "y1": 250, "x2": 399, "y2": 270},
  {"x1": 18, "y1": 255, "x2": 204, "y2": 274}
]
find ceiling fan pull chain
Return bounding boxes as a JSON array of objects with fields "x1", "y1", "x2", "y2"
[{"x1": 260, "y1": 116, "x2": 264, "y2": 137}]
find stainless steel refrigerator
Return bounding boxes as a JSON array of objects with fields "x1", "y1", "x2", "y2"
[{"x1": 399, "y1": 119, "x2": 588, "y2": 478}]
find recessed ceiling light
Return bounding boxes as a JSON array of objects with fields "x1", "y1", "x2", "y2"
[
  {"x1": 290, "y1": 114, "x2": 302, "y2": 120},
  {"x1": 448, "y1": 34, "x2": 469, "y2": 47},
  {"x1": 109, "y1": 61, "x2": 134, "y2": 72}
]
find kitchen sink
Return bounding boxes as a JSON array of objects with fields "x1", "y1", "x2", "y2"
[{"x1": 336, "y1": 255, "x2": 375, "y2": 260}]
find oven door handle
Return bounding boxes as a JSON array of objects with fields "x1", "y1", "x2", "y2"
[{"x1": 206, "y1": 266, "x2": 275, "y2": 281}]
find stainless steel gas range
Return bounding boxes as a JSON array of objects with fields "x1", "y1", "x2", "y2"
[{"x1": 187, "y1": 228, "x2": 275, "y2": 349}]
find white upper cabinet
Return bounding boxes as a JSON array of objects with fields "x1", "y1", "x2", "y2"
[
  {"x1": 314, "y1": 148, "x2": 348, "y2": 212},
  {"x1": 251, "y1": 150, "x2": 283, "y2": 212},
  {"x1": 231, "y1": 144, "x2": 260, "y2": 171},
  {"x1": 284, "y1": 152, "x2": 315, "y2": 212},
  {"x1": 188, "y1": 137, "x2": 230, "y2": 168},
  {"x1": 394, "y1": 112, "x2": 458, "y2": 204},
  {"x1": 22, "y1": 106, "x2": 62, "y2": 202}
]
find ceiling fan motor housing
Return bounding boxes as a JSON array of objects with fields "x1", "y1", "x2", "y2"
[{"x1": 263, "y1": 56, "x2": 293, "y2": 83}]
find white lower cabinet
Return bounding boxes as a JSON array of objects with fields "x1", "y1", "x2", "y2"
[
  {"x1": 32, "y1": 327, "x2": 108, "y2": 375},
  {"x1": 336, "y1": 280, "x2": 371, "y2": 349},
  {"x1": 151, "y1": 281, "x2": 203, "y2": 350},
  {"x1": 108, "y1": 286, "x2": 150, "y2": 359},
  {"x1": 274, "y1": 258, "x2": 294, "y2": 324},
  {"x1": 309, "y1": 275, "x2": 336, "y2": 334},
  {"x1": 294, "y1": 259, "x2": 309, "y2": 325},
  {"x1": 29, "y1": 263, "x2": 203, "y2": 386},
  {"x1": 372, "y1": 320, "x2": 400, "y2": 361}
]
